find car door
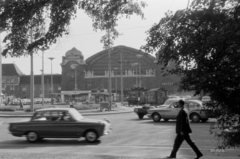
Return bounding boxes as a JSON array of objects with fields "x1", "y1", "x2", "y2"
[
  {"x1": 164, "y1": 102, "x2": 180, "y2": 119},
  {"x1": 30, "y1": 111, "x2": 52, "y2": 137},
  {"x1": 48, "y1": 111, "x2": 79, "y2": 138},
  {"x1": 187, "y1": 101, "x2": 199, "y2": 111}
]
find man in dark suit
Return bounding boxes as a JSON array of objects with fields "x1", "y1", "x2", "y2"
[{"x1": 166, "y1": 100, "x2": 203, "y2": 159}]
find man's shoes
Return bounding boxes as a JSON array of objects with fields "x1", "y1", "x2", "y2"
[
  {"x1": 195, "y1": 154, "x2": 203, "y2": 159},
  {"x1": 165, "y1": 156, "x2": 176, "y2": 159}
]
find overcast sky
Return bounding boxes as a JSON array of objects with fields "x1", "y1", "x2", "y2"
[{"x1": 1, "y1": 0, "x2": 190, "y2": 75}]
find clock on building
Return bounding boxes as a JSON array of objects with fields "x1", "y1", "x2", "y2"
[{"x1": 70, "y1": 64, "x2": 77, "y2": 69}]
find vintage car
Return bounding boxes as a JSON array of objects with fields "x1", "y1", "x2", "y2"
[
  {"x1": 147, "y1": 99, "x2": 209, "y2": 123},
  {"x1": 9, "y1": 108, "x2": 111, "y2": 143},
  {"x1": 133, "y1": 98, "x2": 184, "y2": 119},
  {"x1": 134, "y1": 105, "x2": 157, "y2": 119}
]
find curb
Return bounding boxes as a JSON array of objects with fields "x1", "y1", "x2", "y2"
[{"x1": 0, "y1": 108, "x2": 134, "y2": 118}]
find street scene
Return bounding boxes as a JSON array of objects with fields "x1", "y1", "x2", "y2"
[
  {"x1": 0, "y1": 104, "x2": 239, "y2": 159},
  {"x1": 1, "y1": 0, "x2": 240, "y2": 159}
]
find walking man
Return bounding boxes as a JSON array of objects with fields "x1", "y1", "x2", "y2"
[{"x1": 166, "y1": 99, "x2": 203, "y2": 159}]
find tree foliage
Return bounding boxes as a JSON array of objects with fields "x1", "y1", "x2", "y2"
[
  {"x1": 142, "y1": 0, "x2": 240, "y2": 148},
  {"x1": 0, "y1": 0, "x2": 145, "y2": 56}
]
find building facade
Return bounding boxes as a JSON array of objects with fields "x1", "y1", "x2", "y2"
[{"x1": 2, "y1": 45, "x2": 182, "y2": 101}]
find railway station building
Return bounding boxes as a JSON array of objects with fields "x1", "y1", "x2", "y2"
[{"x1": 2, "y1": 45, "x2": 183, "y2": 102}]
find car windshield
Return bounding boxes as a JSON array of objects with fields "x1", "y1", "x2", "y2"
[
  {"x1": 69, "y1": 109, "x2": 84, "y2": 121},
  {"x1": 164, "y1": 100, "x2": 174, "y2": 105}
]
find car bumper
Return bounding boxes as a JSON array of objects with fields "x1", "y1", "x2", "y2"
[
  {"x1": 104, "y1": 123, "x2": 112, "y2": 135},
  {"x1": 9, "y1": 132, "x2": 23, "y2": 137}
]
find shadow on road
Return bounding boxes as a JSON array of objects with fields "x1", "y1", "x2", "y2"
[
  {"x1": 0, "y1": 138, "x2": 101, "y2": 149},
  {"x1": 129, "y1": 118, "x2": 212, "y2": 126}
]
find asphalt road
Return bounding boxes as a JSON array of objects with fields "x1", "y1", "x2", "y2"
[{"x1": 0, "y1": 112, "x2": 237, "y2": 159}]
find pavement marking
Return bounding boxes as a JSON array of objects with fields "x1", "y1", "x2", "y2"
[{"x1": 0, "y1": 121, "x2": 3, "y2": 125}]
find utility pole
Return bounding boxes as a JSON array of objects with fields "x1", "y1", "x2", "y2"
[
  {"x1": 40, "y1": 47, "x2": 48, "y2": 106},
  {"x1": 30, "y1": 27, "x2": 34, "y2": 112},
  {"x1": 120, "y1": 47, "x2": 123, "y2": 104},
  {"x1": 0, "y1": 29, "x2": 5, "y2": 106},
  {"x1": 108, "y1": 28, "x2": 112, "y2": 110},
  {"x1": 48, "y1": 57, "x2": 54, "y2": 105}
]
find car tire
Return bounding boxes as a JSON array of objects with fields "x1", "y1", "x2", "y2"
[
  {"x1": 152, "y1": 113, "x2": 161, "y2": 122},
  {"x1": 191, "y1": 113, "x2": 201, "y2": 123},
  {"x1": 85, "y1": 130, "x2": 98, "y2": 143},
  {"x1": 26, "y1": 131, "x2": 39, "y2": 143},
  {"x1": 138, "y1": 114, "x2": 144, "y2": 119}
]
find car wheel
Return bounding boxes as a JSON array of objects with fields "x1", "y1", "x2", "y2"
[
  {"x1": 152, "y1": 113, "x2": 161, "y2": 122},
  {"x1": 191, "y1": 113, "x2": 201, "y2": 123},
  {"x1": 138, "y1": 114, "x2": 144, "y2": 119},
  {"x1": 201, "y1": 119, "x2": 208, "y2": 123},
  {"x1": 164, "y1": 119, "x2": 169, "y2": 122},
  {"x1": 26, "y1": 131, "x2": 39, "y2": 143},
  {"x1": 85, "y1": 130, "x2": 98, "y2": 143}
]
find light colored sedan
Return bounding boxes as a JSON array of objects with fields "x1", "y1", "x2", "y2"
[
  {"x1": 147, "y1": 100, "x2": 208, "y2": 123},
  {"x1": 9, "y1": 108, "x2": 111, "y2": 143}
]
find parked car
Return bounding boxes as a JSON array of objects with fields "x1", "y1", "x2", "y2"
[
  {"x1": 9, "y1": 108, "x2": 111, "y2": 143},
  {"x1": 147, "y1": 99, "x2": 209, "y2": 123},
  {"x1": 134, "y1": 105, "x2": 157, "y2": 119},
  {"x1": 133, "y1": 98, "x2": 185, "y2": 119}
]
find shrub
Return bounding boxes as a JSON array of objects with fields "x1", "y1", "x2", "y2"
[
  {"x1": 74, "y1": 104, "x2": 100, "y2": 110},
  {"x1": 0, "y1": 107, "x2": 15, "y2": 112}
]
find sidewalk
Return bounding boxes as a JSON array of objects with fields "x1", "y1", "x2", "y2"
[{"x1": 0, "y1": 103, "x2": 136, "y2": 117}]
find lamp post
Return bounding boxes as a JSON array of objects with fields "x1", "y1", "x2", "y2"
[
  {"x1": 0, "y1": 28, "x2": 5, "y2": 106},
  {"x1": 71, "y1": 64, "x2": 78, "y2": 93},
  {"x1": 136, "y1": 54, "x2": 143, "y2": 87},
  {"x1": 40, "y1": 47, "x2": 49, "y2": 106},
  {"x1": 114, "y1": 67, "x2": 118, "y2": 101},
  {"x1": 131, "y1": 62, "x2": 139, "y2": 87},
  {"x1": 120, "y1": 47, "x2": 123, "y2": 104},
  {"x1": 48, "y1": 57, "x2": 54, "y2": 104}
]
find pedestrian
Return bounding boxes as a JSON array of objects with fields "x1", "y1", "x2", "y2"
[
  {"x1": 137, "y1": 96, "x2": 140, "y2": 107},
  {"x1": 165, "y1": 99, "x2": 203, "y2": 159},
  {"x1": 19, "y1": 98, "x2": 23, "y2": 109}
]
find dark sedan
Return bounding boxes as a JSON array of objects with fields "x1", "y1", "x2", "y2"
[{"x1": 9, "y1": 108, "x2": 111, "y2": 143}]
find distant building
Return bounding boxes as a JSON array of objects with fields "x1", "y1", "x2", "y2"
[{"x1": 2, "y1": 45, "x2": 183, "y2": 101}]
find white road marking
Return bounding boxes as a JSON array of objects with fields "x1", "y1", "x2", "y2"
[{"x1": 0, "y1": 121, "x2": 3, "y2": 124}]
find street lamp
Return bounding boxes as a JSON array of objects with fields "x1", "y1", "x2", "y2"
[
  {"x1": 131, "y1": 62, "x2": 139, "y2": 87},
  {"x1": 40, "y1": 46, "x2": 49, "y2": 106},
  {"x1": 71, "y1": 64, "x2": 78, "y2": 92},
  {"x1": 114, "y1": 67, "x2": 118, "y2": 101},
  {"x1": 48, "y1": 57, "x2": 54, "y2": 104},
  {"x1": 136, "y1": 54, "x2": 143, "y2": 87},
  {"x1": 0, "y1": 28, "x2": 5, "y2": 106}
]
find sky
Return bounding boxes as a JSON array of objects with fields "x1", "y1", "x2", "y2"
[{"x1": 1, "y1": 0, "x2": 190, "y2": 75}]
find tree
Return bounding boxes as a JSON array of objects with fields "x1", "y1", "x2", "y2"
[
  {"x1": 142, "y1": 0, "x2": 240, "y2": 148},
  {"x1": 0, "y1": 0, "x2": 146, "y2": 56}
]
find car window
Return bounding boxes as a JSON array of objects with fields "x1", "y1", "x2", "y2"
[
  {"x1": 170, "y1": 102, "x2": 178, "y2": 108},
  {"x1": 164, "y1": 100, "x2": 173, "y2": 105},
  {"x1": 57, "y1": 111, "x2": 72, "y2": 121},
  {"x1": 51, "y1": 111, "x2": 61, "y2": 121},
  {"x1": 32, "y1": 111, "x2": 51, "y2": 121},
  {"x1": 184, "y1": 102, "x2": 189, "y2": 109},
  {"x1": 69, "y1": 109, "x2": 84, "y2": 121},
  {"x1": 188, "y1": 102, "x2": 199, "y2": 108}
]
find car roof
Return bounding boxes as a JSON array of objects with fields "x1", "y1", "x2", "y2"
[
  {"x1": 35, "y1": 108, "x2": 73, "y2": 112},
  {"x1": 166, "y1": 98, "x2": 185, "y2": 101},
  {"x1": 185, "y1": 99, "x2": 202, "y2": 104}
]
